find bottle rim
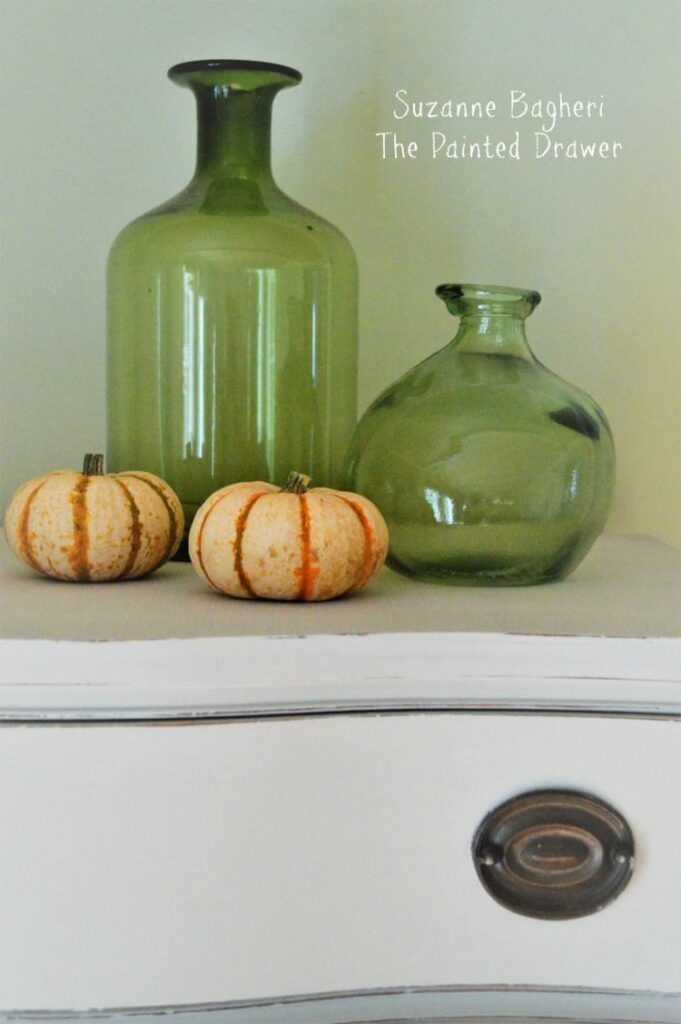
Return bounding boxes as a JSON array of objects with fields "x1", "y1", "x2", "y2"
[
  {"x1": 168, "y1": 59, "x2": 302, "y2": 83},
  {"x1": 437, "y1": 283, "x2": 541, "y2": 316}
]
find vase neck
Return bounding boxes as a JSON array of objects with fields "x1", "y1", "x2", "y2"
[
  {"x1": 168, "y1": 61, "x2": 301, "y2": 189},
  {"x1": 193, "y1": 86, "x2": 276, "y2": 183},
  {"x1": 436, "y1": 284, "x2": 541, "y2": 361},
  {"x1": 451, "y1": 314, "x2": 535, "y2": 360}
]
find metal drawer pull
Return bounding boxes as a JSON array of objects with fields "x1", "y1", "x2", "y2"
[{"x1": 473, "y1": 789, "x2": 634, "y2": 920}]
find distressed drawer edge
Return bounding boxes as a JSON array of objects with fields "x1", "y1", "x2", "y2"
[{"x1": 2, "y1": 985, "x2": 681, "y2": 1023}]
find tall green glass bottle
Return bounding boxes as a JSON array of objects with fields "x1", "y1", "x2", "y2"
[{"x1": 107, "y1": 61, "x2": 358, "y2": 541}]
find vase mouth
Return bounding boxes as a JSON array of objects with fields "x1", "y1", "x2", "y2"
[
  {"x1": 436, "y1": 283, "x2": 541, "y2": 318},
  {"x1": 168, "y1": 60, "x2": 302, "y2": 91}
]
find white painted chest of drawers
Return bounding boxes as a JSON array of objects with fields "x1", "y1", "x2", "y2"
[{"x1": 0, "y1": 536, "x2": 679, "y2": 1023}]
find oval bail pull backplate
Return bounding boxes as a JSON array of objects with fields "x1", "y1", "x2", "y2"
[{"x1": 472, "y1": 789, "x2": 634, "y2": 920}]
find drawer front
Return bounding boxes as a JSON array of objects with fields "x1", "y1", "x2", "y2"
[{"x1": 0, "y1": 714, "x2": 679, "y2": 1011}]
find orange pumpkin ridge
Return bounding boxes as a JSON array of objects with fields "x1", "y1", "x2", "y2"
[
  {"x1": 194, "y1": 492, "x2": 233, "y2": 591},
  {"x1": 119, "y1": 473, "x2": 178, "y2": 563},
  {"x1": 336, "y1": 495, "x2": 378, "y2": 590},
  {"x1": 296, "y1": 495, "x2": 320, "y2": 600},
  {"x1": 67, "y1": 476, "x2": 91, "y2": 581},
  {"x1": 114, "y1": 478, "x2": 142, "y2": 578},
  {"x1": 17, "y1": 480, "x2": 47, "y2": 572},
  {"x1": 232, "y1": 491, "x2": 268, "y2": 597}
]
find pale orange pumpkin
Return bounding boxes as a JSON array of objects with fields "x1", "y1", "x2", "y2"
[
  {"x1": 189, "y1": 472, "x2": 389, "y2": 601},
  {"x1": 4, "y1": 454, "x2": 184, "y2": 582}
]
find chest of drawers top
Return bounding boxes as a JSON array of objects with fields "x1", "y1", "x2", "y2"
[{"x1": 1, "y1": 534, "x2": 679, "y2": 721}]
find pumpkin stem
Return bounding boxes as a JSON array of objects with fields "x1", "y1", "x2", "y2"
[
  {"x1": 282, "y1": 471, "x2": 311, "y2": 494},
  {"x1": 82, "y1": 453, "x2": 104, "y2": 476}
]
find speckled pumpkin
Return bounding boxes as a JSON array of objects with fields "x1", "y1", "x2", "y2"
[
  {"x1": 4, "y1": 454, "x2": 184, "y2": 582},
  {"x1": 189, "y1": 472, "x2": 389, "y2": 601}
]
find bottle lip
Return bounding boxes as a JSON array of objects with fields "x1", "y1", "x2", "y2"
[
  {"x1": 436, "y1": 283, "x2": 541, "y2": 317},
  {"x1": 168, "y1": 59, "x2": 302, "y2": 84}
]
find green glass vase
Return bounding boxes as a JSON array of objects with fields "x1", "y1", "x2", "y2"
[
  {"x1": 343, "y1": 284, "x2": 615, "y2": 585},
  {"x1": 107, "y1": 60, "x2": 358, "y2": 541}
]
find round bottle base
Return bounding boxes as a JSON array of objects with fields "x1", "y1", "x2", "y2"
[{"x1": 387, "y1": 558, "x2": 570, "y2": 587}]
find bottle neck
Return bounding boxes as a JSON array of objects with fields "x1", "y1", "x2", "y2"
[
  {"x1": 192, "y1": 85, "x2": 276, "y2": 185},
  {"x1": 451, "y1": 314, "x2": 535, "y2": 360}
]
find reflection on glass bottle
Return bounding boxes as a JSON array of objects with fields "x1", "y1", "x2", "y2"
[
  {"x1": 107, "y1": 61, "x2": 358, "y2": 539},
  {"x1": 343, "y1": 284, "x2": 615, "y2": 585}
]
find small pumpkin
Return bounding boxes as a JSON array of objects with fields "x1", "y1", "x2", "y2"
[
  {"x1": 4, "y1": 454, "x2": 184, "y2": 582},
  {"x1": 189, "y1": 471, "x2": 389, "y2": 601}
]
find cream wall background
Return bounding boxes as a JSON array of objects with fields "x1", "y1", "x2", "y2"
[{"x1": 1, "y1": 0, "x2": 679, "y2": 545}]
